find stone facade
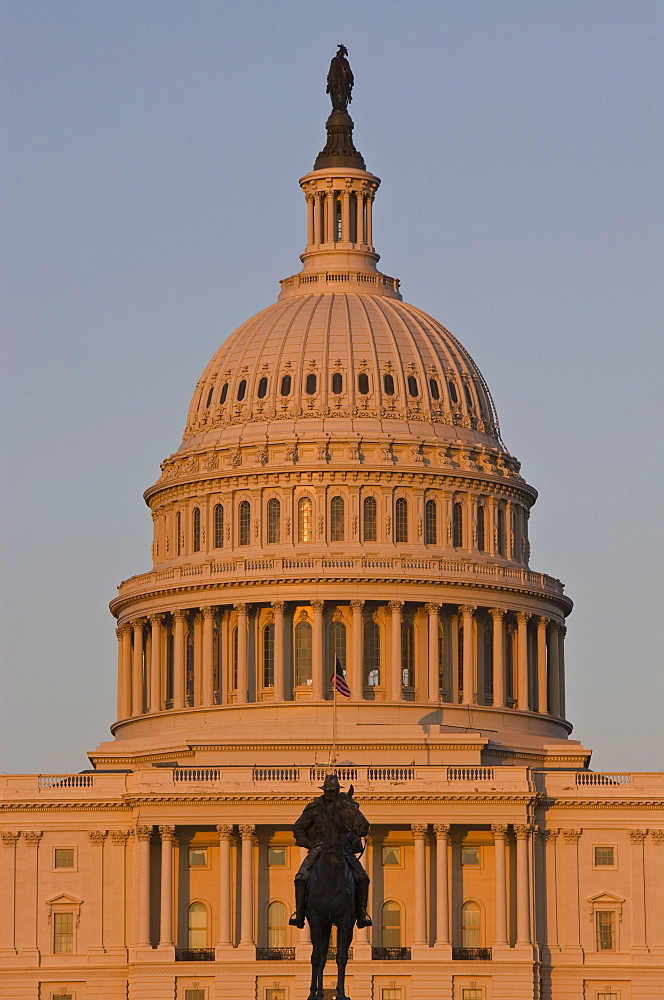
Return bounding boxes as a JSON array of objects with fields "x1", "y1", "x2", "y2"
[{"x1": 1, "y1": 71, "x2": 662, "y2": 1000}]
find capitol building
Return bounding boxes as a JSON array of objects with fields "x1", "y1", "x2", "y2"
[{"x1": 1, "y1": 58, "x2": 662, "y2": 1000}]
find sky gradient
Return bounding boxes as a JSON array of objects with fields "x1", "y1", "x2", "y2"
[{"x1": 2, "y1": 0, "x2": 663, "y2": 775}]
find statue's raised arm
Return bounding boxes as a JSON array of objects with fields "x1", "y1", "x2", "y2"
[{"x1": 327, "y1": 44, "x2": 354, "y2": 110}]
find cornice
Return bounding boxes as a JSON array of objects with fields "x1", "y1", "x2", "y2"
[{"x1": 540, "y1": 798, "x2": 664, "y2": 810}]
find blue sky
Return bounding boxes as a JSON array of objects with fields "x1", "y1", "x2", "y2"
[{"x1": 2, "y1": 0, "x2": 662, "y2": 774}]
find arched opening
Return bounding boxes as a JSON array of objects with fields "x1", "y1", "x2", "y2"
[
  {"x1": 461, "y1": 900, "x2": 481, "y2": 948},
  {"x1": 429, "y1": 377, "x2": 440, "y2": 400},
  {"x1": 192, "y1": 507, "x2": 201, "y2": 552},
  {"x1": 267, "y1": 498, "x2": 280, "y2": 544},
  {"x1": 188, "y1": 901, "x2": 208, "y2": 948},
  {"x1": 453, "y1": 502, "x2": 463, "y2": 548},
  {"x1": 358, "y1": 372, "x2": 369, "y2": 395},
  {"x1": 305, "y1": 373, "x2": 317, "y2": 395},
  {"x1": 395, "y1": 497, "x2": 408, "y2": 543},
  {"x1": 214, "y1": 503, "x2": 224, "y2": 548},
  {"x1": 497, "y1": 507, "x2": 505, "y2": 557},
  {"x1": 401, "y1": 622, "x2": 414, "y2": 689},
  {"x1": 263, "y1": 623, "x2": 275, "y2": 688},
  {"x1": 477, "y1": 505, "x2": 486, "y2": 552},
  {"x1": 219, "y1": 382, "x2": 228, "y2": 404},
  {"x1": 298, "y1": 496, "x2": 313, "y2": 543},
  {"x1": 329, "y1": 620, "x2": 346, "y2": 691},
  {"x1": 332, "y1": 372, "x2": 343, "y2": 394},
  {"x1": 483, "y1": 627, "x2": 493, "y2": 704},
  {"x1": 176, "y1": 511, "x2": 182, "y2": 556},
  {"x1": 267, "y1": 900, "x2": 288, "y2": 948},
  {"x1": 330, "y1": 496, "x2": 345, "y2": 541},
  {"x1": 237, "y1": 379, "x2": 247, "y2": 401},
  {"x1": 363, "y1": 618, "x2": 380, "y2": 688},
  {"x1": 381, "y1": 900, "x2": 402, "y2": 948},
  {"x1": 363, "y1": 495, "x2": 377, "y2": 541},
  {"x1": 295, "y1": 621, "x2": 312, "y2": 687},
  {"x1": 383, "y1": 372, "x2": 395, "y2": 395},
  {"x1": 257, "y1": 376, "x2": 268, "y2": 398},
  {"x1": 424, "y1": 499, "x2": 437, "y2": 545},
  {"x1": 280, "y1": 374, "x2": 291, "y2": 396},
  {"x1": 238, "y1": 500, "x2": 251, "y2": 546}
]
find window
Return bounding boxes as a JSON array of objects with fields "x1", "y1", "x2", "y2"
[
  {"x1": 214, "y1": 503, "x2": 224, "y2": 548},
  {"x1": 192, "y1": 507, "x2": 201, "y2": 552},
  {"x1": 263, "y1": 623, "x2": 275, "y2": 688},
  {"x1": 594, "y1": 846, "x2": 615, "y2": 867},
  {"x1": 453, "y1": 502, "x2": 463, "y2": 548},
  {"x1": 363, "y1": 496, "x2": 377, "y2": 541},
  {"x1": 461, "y1": 901, "x2": 481, "y2": 947},
  {"x1": 267, "y1": 846, "x2": 287, "y2": 866},
  {"x1": 496, "y1": 506, "x2": 505, "y2": 556},
  {"x1": 596, "y1": 993, "x2": 618, "y2": 1000},
  {"x1": 266, "y1": 991, "x2": 286, "y2": 1000},
  {"x1": 401, "y1": 622, "x2": 414, "y2": 688},
  {"x1": 332, "y1": 372, "x2": 343, "y2": 394},
  {"x1": 429, "y1": 377, "x2": 440, "y2": 400},
  {"x1": 54, "y1": 848, "x2": 75, "y2": 869},
  {"x1": 458, "y1": 624, "x2": 464, "y2": 702},
  {"x1": 477, "y1": 505, "x2": 486, "y2": 552},
  {"x1": 381, "y1": 901, "x2": 402, "y2": 948},
  {"x1": 298, "y1": 497, "x2": 313, "y2": 542},
  {"x1": 205, "y1": 386, "x2": 214, "y2": 407},
  {"x1": 188, "y1": 847, "x2": 208, "y2": 868},
  {"x1": 53, "y1": 911, "x2": 73, "y2": 953},
  {"x1": 306, "y1": 373, "x2": 317, "y2": 395},
  {"x1": 185, "y1": 991, "x2": 206, "y2": 1000},
  {"x1": 462, "y1": 991, "x2": 484, "y2": 1000},
  {"x1": 463, "y1": 382, "x2": 474, "y2": 409},
  {"x1": 329, "y1": 621, "x2": 346, "y2": 685},
  {"x1": 219, "y1": 382, "x2": 229, "y2": 404},
  {"x1": 424, "y1": 499, "x2": 437, "y2": 544},
  {"x1": 280, "y1": 374, "x2": 291, "y2": 396},
  {"x1": 257, "y1": 376, "x2": 268, "y2": 398},
  {"x1": 188, "y1": 901, "x2": 208, "y2": 948},
  {"x1": 381, "y1": 846, "x2": 402, "y2": 866},
  {"x1": 364, "y1": 618, "x2": 380, "y2": 687},
  {"x1": 358, "y1": 372, "x2": 369, "y2": 394},
  {"x1": 595, "y1": 910, "x2": 616, "y2": 951},
  {"x1": 382, "y1": 990, "x2": 402, "y2": 1000},
  {"x1": 267, "y1": 900, "x2": 288, "y2": 948},
  {"x1": 295, "y1": 621, "x2": 313, "y2": 686},
  {"x1": 395, "y1": 497, "x2": 408, "y2": 543},
  {"x1": 461, "y1": 846, "x2": 481, "y2": 866},
  {"x1": 51, "y1": 994, "x2": 73, "y2": 1000},
  {"x1": 383, "y1": 373, "x2": 395, "y2": 395},
  {"x1": 239, "y1": 500, "x2": 251, "y2": 546},
  {"x1": 407, "y1": 375, "x2": 418, "y2": 397},
  {"x1": 237, "y1": 378, "x2": 247, "y2": 401},
  {"x1": 483, "y1": 628, "x2": 493, "y2": 702},
  {"x1": 330, "y1": 496, "x2": 345, "y2": 541},
  {"x1": 447, "y1": 379, "x2": 459, "y2": 404},
  {"x1": 176, "y1": 510, "x2": 182, "y2": 555},
  {"x1": 267, "y1": 498, "x2": 281, "y2": 544}
]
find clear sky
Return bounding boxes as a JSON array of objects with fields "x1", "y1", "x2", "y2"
[{"x1": 1, "y1": 0, "x2": 662, "y2": 775}]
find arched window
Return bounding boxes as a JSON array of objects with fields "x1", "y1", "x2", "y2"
[
  {"x1": 424, "y1": 499, "x2": 437, "y2": 545},
  {"x1": 176, "y1": 511, "x2": 182, "y2": 556},
  {"x1": 306, "y1": 373, "x2": 317, "y2": 395},
  {"x1": 267, "y1": 498, "x2": 280, "y2": 544},
  {"x1": 188, "y1": 902, "x2": 208, "y2": 948},
  {"x1": 429, "y1": 377, "x2": 440, "y2": 400},
  {"x1": 438, "y1": 623, "x2": 445, "y2": 697},
  {"x1": 263, "y1": 623, "x2": 275, "y2": 688},
  {"x1": 381, "y1": 901, "x2": 402, "y2": 948},
  {"x1": 358, "y1": 372, "x2": 369, "y2": 395},
  {"x1": 407, "y1": 375, "x2": 418, "y2": 397},
  {"x1": 463, "y1": 382, "x2": 474, "y2": 409},
  {"x1": 329, "y1": 621, "x2": 346, "y2": 689},
  {"x1": 383, "y1": 372, "x2": 395, "y2": 395},
  {"x1": 477, "y1": 505, "x2": 486, "y2": 552},
  {"x1": 237, "y1": 379, "x2": 247, "y2": 401},
  {"x1": 219, "y1": 382, "x2": 229, "y2": 404},
  {"x1": 447, "y1": 379, "x2": 459, "y2": 404},
  {"x1": 295, "y1": 621, "x2": 312, "y2": 687},
  {"x1": 330, "y1": 496, "x2": 345, "y2": 541},
  {"x1": 232, "y1": 626, "x2": 238, "y2": 690},
  {"x1": 257, "y1": 376, "x2": 268, "y2": 398},
  {"x1": 363, "y1": 618, "x2": 380, "y2": 687},
  {"x1": 267, "y1": 900, "x2": 287, "y2": 948},
  {"x1": 461, "y1": 901, "x2": 481, "y2": 948},
  {"x1": 453, "y1": 502, "x2": 463, "y2": 548},
  {"x1": 214, "y1": 503, "x2": 224, "y2": 548},
  {"x1": 239, "y1": 500, "x2": 251, "y2": 546},
  {"x1": 298, "y1": 496, "x2": 313, "y2": 542},
  {"x1": 186, "y1": 627, "x2": 195, "y2": 706},
  {"x1": 363, "y1": 495, "x2": 377, "y2": 541},
  {"x1": 497, "y1": 507, "x2": 505, "y2": 557},
  {"x1": 192, "y1": 507, "x2": 201, "y2": 552},
  {"x1": 505, "y1": 627, "x2": 515, "y2": 704},
  {"x1": 457, "y1": 623, "x2": 464, "y2": 703},
  {"x1": 395, "y1": 497, "x2": 408, "y2": 543},
  {"x1": 483, "y1": 627, "x2": 493, "y2": 704},
  {"x1": 205, "y1": 385, "x2": 214, "y2": 407},
  {"x1": 332, "y1": 372, "x2": 343, "y2": 394},
  {"x1": 401, "y1": 622, "x2": 414, "y2": 688},
  {"x1": 280, "y1": 374, "x2": 291, "y2": 396}
]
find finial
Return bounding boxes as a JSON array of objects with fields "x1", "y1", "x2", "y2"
[{"x1": 314, "y1": 46, "x2": 365, "y2": 171}]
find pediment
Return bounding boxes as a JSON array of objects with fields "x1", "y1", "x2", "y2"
[
  {"x1": 587, "y1": 891, "x2": 624, "y2": 906},
  {"x1": 45, "y1": 893, "x2": 83, "y2": 906}
]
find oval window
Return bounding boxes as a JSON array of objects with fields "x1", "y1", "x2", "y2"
[
  {"x1": 429, "y1": 378, "x2": 440, "y2": 400},
  {"x1": 407, "y1": 375, "x2": 418, "y2": 397},
  {"x1": 205, "y1": 386, "x2": 214, "y2": 407},
  {"x1": 358, "y1": 372, "x2": 369, "y2": 395},
  {"x1": 463, "y1": 383, "x2": 474, "y2": 409},
  {"x1": 237, "y1": 379, "x2": 247, "y2": 401},
  {"x1": 257, "y1": 376, "x2": 268, "y2": 398},
  {"x1": 383, "y1": 373, "x2": 395, "y2": 396},
  {"x1": 219, "y1": 383, "x2": 229, "y2": 404},
  {"x1": 447, "y1": 379, "x2": 458, "y2": 404},
  {"x1": 280, "y1": 374, "x2": 291, "y2": 397},
  {"x1": 306, "y1": 373, "x2": 317, "y2": 395},
  {"x1": 332, "y1": 372, "x2": 343, "y2": 394}
]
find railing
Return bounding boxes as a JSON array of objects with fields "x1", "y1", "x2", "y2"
[
  {"x1": 367, "y1": 767, "x2": 415, "y2": 782},
  {"x1": 253, "y1": 767, "x2": 301, "y2": 782},
  {"x1": 326, "y1": 947, "x2": 353, "y2": 960},
  {"x1": 576, "y1": 772, "x2": 632, "y2": 786},
  {"x1": 452, "y1": 947, "x2": 492, "y2": 961},
  {"x1": 175, "y1": 948, "x2": 215, "y2": 961},
  {"x1": 447, "y1": 767, "x2": 494, "y2": 781},
  {"x1": 310, "y1": 766, "x2": 358, "y2": 783},
  {"x1": 38, "y1": 774, "x2": 94, "y2": 788},
  {"x1": 256, "y1": 947, "x2": 295, "y2": 960},
  {"x1": 371, "y1": 947, "x2": 411, "y2": 960},
  {"x1": 173, "y1": 768, "x2": 221, "y2": 782}
]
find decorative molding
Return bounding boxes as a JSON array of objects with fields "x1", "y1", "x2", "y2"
[
  {"x1": 651, "y1": 830, "x2": 664, "y2": 844},
  {"x1": 158, "y1": 825, "x2": 176, "y2": 842},
  {"x1": 110, "y1": 830, "x2": 131, "y2": 845},
  {"x1": 88, "y1": 830, "x2": 107, "y2": 845},
  {"x1": 563, "y1": 829, "x2": 582, "y2": 844},
  {"x1": 629, "y1": 829, "x2": 648, "y2": 843},
  {"x1": 491, "y1": 824, "x2": 508, "y2": 837},
  {"x1": 216, "y1": 824, "x2": 234, "y2": 839},
  {"x1": 410, "y1": 823, "x2": 428, "y2": 837},
  {"x1": 23, "y1": 831, "x2": 43, "y2": 844},
  {"x1": 135, "y1": 825, "x2": 153, "y2": 841},
  {"x1": 239, "y1": 824, "x2": 256, "y2": 839},
  {"x1": 433, "y1": 823, "x2": 451, "y2": 838},
  {"x1": 514, "y1": 824, "x2": 531, "y2": 840},
  {"x1": 1, "y1": 831, "x2": 20, "y2": 845}
]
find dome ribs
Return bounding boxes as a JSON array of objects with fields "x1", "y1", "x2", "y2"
[{"x1": 352, "y1": 294, "x2": 383, "y2": 416}]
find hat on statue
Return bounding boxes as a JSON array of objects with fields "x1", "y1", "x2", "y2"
[{"x1": 319, "y1": 773, "x2": 342, "y2": 792}]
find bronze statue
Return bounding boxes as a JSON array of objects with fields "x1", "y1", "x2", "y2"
[
  {"x1": 290, "y1": 774, "x2": 371, "y2": 1000},
  {"x1": 327, "y1": 44, "x2": 354, "y2": 111}
]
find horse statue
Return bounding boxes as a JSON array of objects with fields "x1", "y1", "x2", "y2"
[{"x1": 290, "y1": 775, "x2": 371, "y2": 1000}]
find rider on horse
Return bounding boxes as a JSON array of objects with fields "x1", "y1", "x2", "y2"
[{"x1": 289, "y1": 773, "x2": 372, "y2": 929}]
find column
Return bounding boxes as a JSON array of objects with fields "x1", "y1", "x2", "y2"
[
  {"x1": 306, "y1": 194, "x2": 315, "y2": 246},
  {"x1": 434, "y1": 824, "x2": 450, "y2": 947},
  {"x1": 295, "y1": 846, "x2": 312, "y2": 958},
  {"x1": 547, "y1": 622, "x2": 561, "y2": 716},
  {"x1": 134, "y1": 825, "x2": 153, "y2": 949},
  {"x1": 201, "y1": 606, "x2": 215, "y2": 707},
  {"x1": 314, "y1": 193, "x2": 323, "y2": 244},
  {"x1": 116, "y1": 624, "x2": 132, "y2": 720},
  {"x1": 541, "y1": 829, "x2": 560, "y2": 954},
  {"x1": 235, "y1": 603, "x2": 248, "y2": 704},
  {"x1": 355, "y1": 192, "x2": 365, "y2": 244},
  {"x1": 537, "y1": 617, "x2": 548, "y2": 714},
  {"x1": 172, "y1": 610, "x2": 187, "y2": 710},
  {"x1": 629, "y1": 830, "x2": 648, "y2": 952},
  {"x1": 0, "y1": 832, "x2": 19, "y2": 957},
  {"x1": 390, "y1": 601, "x2": 403, "y2": 701},
  {"x1": 350, "y1": 600, "x2": 364, "y2": 701},
  {"x1": 216, "y1": 825, "x2": 234, "y2": 949},
  {"x1": 325, "y1": 191, "x2": 335, "y2": 244},
  {"x1": 651, "y1": 830, "x2": 664, "y2": 954},
  {"x1": 88, "y1": 831, "x2": 107, "y2": 954},
  {"x1": 558, "y1": 624, "x2": 567, "y2": 718},
  {"x1": 459, "y1": 605, "x2": 475, "y2": 704},
  {"x1": 17, "y1": 831, "x2": 41, "y2": 956},
  {"x1": 561, "y1": 829, "x2": 582, "y2": 954},
  {"x1": 341, "y1": 190, "x2": 351, "y2": 242},
  {"x1": 426, "y1": 604, "x2": 440, "y2": 702},
  {"x1": 272, "y1": 602, "x2": 285, "y2": 702},
  {"x1": 239, "y1": 825, "x2": 255, "y2": 948},
  {"x1": 515, "y1": 825, "x2": 532, "y2": 946},
  {"x1": 220, "y1": 609, "x2": 229, "y2": 705},
  {"x1": 158, "y1": 826, "x2": 175, "y2": 949},
  {"x1": 366, "y1": 192, "x2": 374, "y2": 247},
  {"x1": 492, "y1": 825, "x2": 508, "y2": 947},
  {"x1": 107, "y1": 831, "x2": 130, "y2": 956},
  {"x1": 312, "y1": 600, "x2": 324, "y2": 700},
  {"x1": 515, "y1": 612, "x2": 530, "y2": 711},
  {"x1": 354, "y1": 834, "x2": 372, "y2": 954},
  {"x1": 148, "y1": 614, "x2": 163, "y2": 713},
  {"x1": 411, "y1": 824, "x2": 428, "y2": 946},
  {"x1": 488, "y1": 609, "x2": 505, "y2": 708},
  {"x1": 132, "y1": 619, "x2": 145, "y2": 716}
]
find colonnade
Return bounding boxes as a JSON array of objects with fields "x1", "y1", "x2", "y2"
[
  {"x1": 116, "y1": 600, "x2": 567, "y2": 723},
  {"x1": 305, "y1": 187, "x2": 375, "y2": 248}
]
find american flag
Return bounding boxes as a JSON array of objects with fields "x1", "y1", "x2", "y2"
[{"x1": 331, "y1": 656, "x2": 351, "y2": 697}]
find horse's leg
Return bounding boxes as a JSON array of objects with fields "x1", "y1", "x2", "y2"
[{"x1": 335, "y1": 915, "x2": 354, "y2": 1000}]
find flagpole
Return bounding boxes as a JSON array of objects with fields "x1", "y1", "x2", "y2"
[{"x1": 332, "y1": 664, "x2": 337, "y2": 766}]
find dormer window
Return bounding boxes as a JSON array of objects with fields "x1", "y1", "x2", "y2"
[
  {"x1": 306, "y1": 373, "x2": 317, "y2": 395},
  {"x1": 407, "y1": 375, "x2": 418, "y2": 397},
  {"x1": 447, "y1": 379, "x2": 458, "y2": 404},
  {"x1": 429, "y1": 377, "x2": 440, "y2": 400},
  {"x1": 205, "y1": 386, "x2": 214, "y2": 407},
  {"x1": 237, "y1": 379, "x2": 247, "y2": 401},
  {"x1": 332, "y1": 372, "x2": 343, "y2": 394},
  {"x1": 219, "y1": 382, "x2": 229, "y2": 404},
  {"x1": 383, "y1": 373, "x2": 395, "y2": 395},
  {"x1": 280, "y1": 374, "x2": 291, "y2": 396},
  {"x1": 358, "y1": 372, "x2": 369, "y2": 394},
  {"x1": 257, "y1": 376, "x2": 268, "y2": 398}
]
